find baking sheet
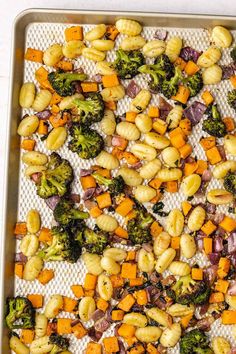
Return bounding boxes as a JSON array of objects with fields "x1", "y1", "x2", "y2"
[{"x1": 8, "y1": 16, "x2": 236, "y2": 353}]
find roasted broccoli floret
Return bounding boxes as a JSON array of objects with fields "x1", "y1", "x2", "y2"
[
  {"x1": 224, "y1": 172, "x2": 236, "y2": 195},
  {"x1": 5, "y1": 297, "x2": 35, "y2": 329},
  {"x1": 227, "y1": 89, "x2": 236, "y2": 111},
  {"x1": 49, "y1": 333, "x2": 70, "y2": 354},
  {"x1": 36, "y1": 153, "x2": 73, "y2": 199},
  {"x1": 230, "y1": 47, "x2": 236, "y2": 62},
  {"x1": 38, "y1": 226, "x2": 81, "y2": 263},
  {"x1": 168, "y1": 275, "x2": 210, "y2": 305},
  {"x1": 139, "y1": 54, "x2": 174, "y2": 92},
  {"x1": 53, "y1": 198, "x2": 89, "y2": 227},
  {"x1": 202, "y1": 105, "x2": 227, "y2": 138},
  {"x1": 161, "y1": 66, "x2": 183, "y2": 99},
  {"x1": 81, "y1": 228, "x2": 108, "y2": 254},
  {"x1": 127, "y1": 203, "x2": 154, "y2": 245},
  {"x1": 68, "y1": 123, "x2": 104, "y2": 159},
  {"x1": 73, "y1": 93, "x2": 105, "y2": 125},
  {"x1": 48, "y1": 70, "x2": 87, "y2": 96},
  {"x1": 92, "y1": 172, "x2": 125, "y2": 195},
  {"x1": 185, "y1": 71, "x2": 203, "y2": 97},
  {"x1": 180, "y1": 329, "x2": 213, "y2": 354},
  {"x1": 114, "y1": 49, "x2": 145, "y2": 79}
]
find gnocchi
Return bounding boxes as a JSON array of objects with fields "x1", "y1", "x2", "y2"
[
  {"x1": 32, "y1": 90, "x2": 52, "y2": 112},
  {"x1": 78, "y1": 296, "x2": 96, "y2": 322},
  {"x1": 62, "y1": 40, "x2": 85, "y2": 58},
  {"x1": 116, "y1": 121, "x2": 140, "y2": 140},
  {"x1": 153, "y1": 232, "x2": 171, "y2": 256},
  {"x1": 139, "y1": 158, "x2": 162, "y2": 179},
  {"x1": 22, "y1": 151, "x2": 48, "y2": 166},
  {"x1": 212, "y1": 336, "x2": 231, "y2": 354},
  {"x1": 135, "y1": 326, "x2": 162, "y2": 343},
  {"x1": 155, "y1": 248, "x2": 176, "y2": 273},
  {"x1": 17, "y1": 115, "x2": 39, "y2": 137},
  {"x1": 44, "y1": 294, "x2": 63, "y2": 318},
  {"x1": 115, "y1": 19, "x2": 142, "y2": 36},
  {"x1": 92, "y1": 39, "x2": 115, "y2": 51},
  {"x1": 181, "y1": 174, "x2": 201, "y2": 196},
  {"x1": 30, "y1": 336, "x2": 53, "y2": 354},
  {"x1": 167, "y1": 303, "x2": 194, "y2": 317},
  {"x1": 212, "y1": 160, "x2": 236, "y2": 179},
  {"x1": 134, "y1": 185, "x2": 156, "y2": 202},
  {"x1": 180, "y1": 233, "x2": 196, "y2": 258},
  {"x1": 161, "y1": 147, "x2": 180, "y2": 168},
  {"x1": 96, "y1": 150, "x2": 119, "y2": 169},
  {"x1": 123, "y1": 312, "x2": 147, "y2": 327},
  {"x1": 120, "y1": 36, "x2": 146, "y2": 51},
  {"x1": 166, "y1": 105, "x2": 183, "y2": 129},
  {"x1": 130, "y1": 89, "x2": 151, "y2": 113},
  {"x1": 82, "y1": 47, "x2": 106, "y2": 61},
  {"x1": 118, "y1": 167, "x2": 143, "y2": 186},
  {"x1": 35, "y1": 314, "x2": 48, "y2": 338},
  {"x1": 166, "y1": 209, "x2": 184, "y2": 236},
  {"x1": 197, "y1": 46, "x2": 221, "y2": 67},
  {"x1": 100, "y1": 109, "x2": 116, "y2": 135},
  {"x1": 26, "y1": 209, "x2": 41, "y2": 233},
  {"x1": 101, "y1": 85, "x2": 125, "y2": 102},
  {"x1": 20, "y1": 234, "x2": 39, "y2": 257},
  {"x1": 202, "y1": 64, "x2": 222, "y2": 85},
  {"x1": 131, "y1": 143, "x2": 157, "y2": 161},
  {"x1": 23, "y1": 256, "x2": 43, "y2": 281},
  {"x1": 19, "y1": 82, "x2": 36, "y2": 108},
  {"x1": 211, "y1": 26, "x2": 232, "y2": 48},
  {"x1": 135, "y1": 113, "x2": 152, "y2": 133},
  {"x1": 10, "y1": 336, "x2": 30, "y2": 354},
  {"x1": 101, "y1": 256, "x2": 121, "y2": 274},
  {"x1": 97, "y1": 274, "x2": 113, "y2": 300},
  {"x1": 147, "y1": 307, "x2": 172, "y2": 327},
  {"x1": 85, "y1": 24, "x2": 106, "y2": 41},
  {"x1": 143, "y1": 40, "x2": 166, "y2": 58},
  {"x1": 138, "y1": 249, "x2": 155, "y2": 272},
  {"x1": 207, "y1": 189, "x2": 233, "y2": 205},
  {"x1": 46, "y1": 126, "x2": 67, "y2": 150},
  {"x1": 224, "y1": 135, "x2": 236, "y2": 156},
  {"x1": 144, "y1": 132, "x2": 170, "y2": 150},
  {"x1": 81, "y1": 252, "x2": 103, "y2": 275},
  {"x1": 43, "y1": 43, "x2": 63, "y2": 66},
  {"x1": 96, "y1": 214, "x2": 118, "y2": 232},
  {"x1": 165, "y1": 36, "x2": 182, "y2": 62},
  {"x1": 187, "y1": 206, "x2": 206, "y2": 231},
  {"x1": 157, "y1": 168, "x2": 182, "y2": 182},
  {"x1": 168, "y1": 261, "x2": 191, "y2": 276},
  {"x1": 160, "y1": 323, "x2": 181, "y2": 347}
]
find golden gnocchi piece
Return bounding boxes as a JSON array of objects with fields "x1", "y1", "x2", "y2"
[
  {"x1": 181, "y1": 174, "x2": 201, "y2": 196},
  {"x1": 123, "y1": 312, "x2": 148, "y2": 327},
  {"x1": 96, "y1": 61, "x2": 117, "y2": 75},
  {"x1": 153, "y1": 232, "x2": 171, "y2": 256},
  {"x1": 116, "y1": 121, "x2": 140, "y2": 140},
  {"x1": 43, "y1": 43, "x2": 63, "y2": 66},
  {"x1": 32, "y1": 89, "x2": 52, "y2": 112},
  {"x1": 134, "y1": 185, "x2": 156, "y2": 203},
  {"x1": 120, "y1": 35, "x2": 146, "y2": 51},
  {"x1": 161, "y1": 147, "x2": 180, "y2": 168},
  {"x1": 147, "y1": 307, "x2": 173, "y2": 327},
  {"x1": 19, "y1": 82, "x2": 36, "y2": 108},
  {"x1": 97, "y1": 274, "x2": 113, "y2": 301},
  {"x1": 26, "y1": 209, "x2": 41, "y2": 233},
  {"x1": 10, "y1": 335, "x2": 30, "y2": 354},
  {"x1": 212, "y1": 336, "x2": 231, "y2": 354},
  {"x1": 130, "y1": 89, "x2": 151, "y2": 113},
  {"x1": 46, "y1": 127, "x2": 67, "y2": 150},
  {"x1": 100, "y1": 109, "x2": 116, "y2": 135},
  {"x1": 103, "y1": 248, "x2": 127, "y2": 262},
  {"x1": 144, "y1": 132, "x2": 170, "y2": 150},
  {"x1": 25, "y1": 165, "x2": 46, "y2": 178},
  {"x1": 213, "y1": 160, "x2": 236, "y2": 179},
  {"x1": 168, "y1": 261, "x2": 191, "y2": 276},
  {"x1": 96, "y1": 150, "x2": 119, "y2": 169},
  {"x1": 101, "y1": 85, "x2": 125, "y2": 102},
  {"x1": 23, "y1": 256, "x2": 43, "y2": 281},
  {"x1": 96, "y1": 214, "x2": 118, "y2": 232},
  {"x1": 166, "y1": 105, "x2": 183, "y2": 129},
  {"x1": 207, "y1": 189, "x2": 233, "y2": 205},
  {"x1": 92, "y1": 39, "x2": 115, "y2": 51},
  {"x1": 17, "y1": 115, "x2": 39, "y2": 137},
  {"x1": 85, "y1": 24, "x2": 106, "y2": 41},
  {"x1": 211, "y1": 26, "x2": 233, "y2": 48},
  {"x1": 30, "y1": 336, "x2": 53, "y2": 354},
  {"x1": 101, "y1": 256, "x2": 121, "y2": 275},
  {"x1": 155, "y1": 248, "x2": 176, "y2": 274},
  {"x1": 59, "y1": 93, "x2": 84, "y2": 110},
  {"x1": 82, "y1": 47, "x2": 106, "y2": 62},
  {"x1": 165, "y1": 36, "x2": 182, "y2": 62},
  {"x1": 187, "y1": 206, "x2": 206, "y2": 231},
  {"x1": 115, "y1": 18, "x2": 142, "y2": 36},
  {"x1": 35, "y1": 314, "x2": 48, "y2": 338},
  {"x1": 118, "y1": 167, "x2": 143, "y2": 186},
  {"x1": 135, "y1": 113, "x2": 153, "y2": 133},
  {"x1": 138, "y1": 249, "x2": 155, "y2": 272},
  {"x1": 167, "y1": 303, "x2": 194, "y2": 317},
  {"x1": 78, "y1": 296, "x2": 96, "y2": 322},
  {"x1": 81, "y1": 253, "x2": 103, "y2": 275},
  {"x1": 131, "y1": 143, "x2": 157, "y2": 161},
  {"x1": 142, "y1": 40, "x2": 166, "y2": 58},
  {"x1": 62, "y1": 40, "x2": 85, "y2": 58},
  {"x1": 202, "y1": 64, "x2": 222, "y2": 85},
  {"x1": 197, "y1": 46, "x2": 221, "y2": 67},
  {"x1": 44, "y1": 294, "x2": 63, "y2": 319},
  {"x1": 157, "y1": 168, "x2": 182, "y2": 182},
  {"x1": 224, "y1": 135, "x2": 236, "y2": 156},
  {"x1": 135, "y1": 326, "x2": 162, "y2": 343},
  {"x1": 139, "y1": 159, "x2": 162, "y2": 179},
  {"x1": 180, "y1": 233, "x2": 196, "y2": 259},
  {"x1": 166, "y1": 209, "x2": 184, "y2": 236},
  {"x1": 160, "y1": 323, "x2": 181, "y2": 347},
  {"x1": 225, "y1": 294, "x2": 236, "y2": 310},
  {"x1": 20, "y1": 234, "x2": 39, "y2": 257},
  {"x1": 22, "y1": 151, "x2": 48, "y2": 166}
]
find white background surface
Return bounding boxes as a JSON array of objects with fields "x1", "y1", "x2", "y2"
[{"x1": 0, "y1": 0, "x2": 236, "y2": 229}]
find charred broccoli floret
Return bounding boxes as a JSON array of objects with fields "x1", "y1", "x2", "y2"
[
  {"x1": 81, "y1": 228, "x2": 108, "y2": 254},
  {"x1": 227, "y1": 89, "x2": 236, "y2": 111},
  {"x1": 68, "y1": 123, "x2": 104, "y2": 159},
  {"x1": 114, "y1": 49, "x2": 145, "y2": 79},
  {"x1": 5, "y1": 297, "x2": 35, "y2": 329},
  {"x1": 38, "y1": 226, "x2": 81, "y2": 263},
  {"x1": 36, "y1": 153, "x2": 73, "y2": 199},
  {"x1": 202, "y1": 105, "x2": 227, "y2": 138},
  {"x1": 127, "y1": 203, "x2": 154, "y2": 245},
  {"x1": 230, "y1": 47, "x2": 236, "y2": 62},
  {"x1": 92, "y1": 172, "x2": 125, "y2": 195},
  {"x1": 73, "y1": 93, "x2": 105, "y2": 125},
  {"x1": 185, "y1": 72, "x2": 203, "y2": 97},
  {"x1": 180, "y1": 329, "x2": 213, "y2": 354},
  {"x1": 53, "y1": 198, "x2": 89, "y2": 227},
  {"x1": 48, "y1": 70, "x2": 87, "y2": 96},
  {"x1": 49, "y1": 333, "x2": 70, "y2": 354},
  {"x1": 224, "y1": 172, "x2": 236, "y2": 195},
  {"x1": 161, "y1": 66, "x2": 183, "y2": 99},
  {"x1": 168, "y1": 275, "x2": 210, "y2": 305},
  {"x1": 139, "y1": 54, "x2": 174, "y2": 92}
]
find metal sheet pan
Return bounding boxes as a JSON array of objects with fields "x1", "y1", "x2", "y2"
[{"x1": 1, "y1": 8, "x2": 236, "y2": 353}]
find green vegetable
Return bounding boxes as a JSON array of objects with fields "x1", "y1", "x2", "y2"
[
  {"x1": 202, "y1": 105, "x2": 227, "y2": 138},
  {"x1": 161, "y1": 66, "x2": 183, "y2": 99},
  {"x1": 227, "y1": 89, "x2": 236, "y2": 111},
  {"x1": 5, "y1": 297, "x2": 35, "y2": 329},
  {"x1": 114, "y1": 49, "x2": 144, "y2": 79},
  {"x1": 139, "y1": 54, "x2": 174, "y2": 92},
  {"x1": 73, "y1": 93, "x2": 105, "y2": 125},
  {"x1": 37, "y1": 226, "x2": 81, "y2": 263},
  {"x1": 68, "y1": 123, "x2": 104, "y2": 159},
  {"x1": 184, "y1": 72, "x2": 203, "y2": 97},
  {"x1": 180, "y1": 329, "x2": 213, "y2": 354},
  {"x1": 78, "y1": 228, "x2": 108, "y2": 255},
  {"x1": 92, "y1": 172, "x2": 125, "y2": 195},
  {"x1": 49, "y1": 333, "x2": 70, "y2": 354},
  {"x1": 152, "y1": 201, "x2": 168, "y2": 216},
  {"x1": 127, "y1": 202, "x2": 154, "y2": 245},
  {"x1": 53, "y1": 197, "x2": 89, "y2": 227},
  {"x1": 48, "y1": 70, "x2": 87, "y2": 96},
  {"x1": 230, "y1": 47, "x2": 236, "y2": 62},
  {"x1": 224, "y1": 172, "x2": 236, "y2": 195},
  {"x1": 36, "y1": 153, "x2": 74, "y2": 199},
  {"x1": 167, "y1": 275, "x2": 210, "y2": 305}
]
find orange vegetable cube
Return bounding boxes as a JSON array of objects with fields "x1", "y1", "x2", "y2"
[
  {"x1": 123, "y1": 151, "x2": 139, "y2": 165},
  {"x1": 80, "y1": 175, "x2": 96, "y2": 190},
  {"x1": 134, "y1": 289, "x2": 148, "y2": 305},
  {"x1": 114, "y1": 226, "x2": 128, "y2": 239},
  {"x1": 37, "y1": 269, "x2": 54, "y2": 285},
  {"x1": 90, "y1": 206, "x2": 102, "y2": 218},
  {"x1": 222, "y1": 310, "x2": 236, "y2": 324},
  {"x1": 15, "y1": 263, "x2": 24, "y2": 279},
  {"x1": 105, "y1": 25, "x2": 120, "y2": 40},
  {"x1": 230, "y1": 75, "x2": 236, "y2": 88},
  {"x1": 56, "y1": 60, "x2": 73, "y2": 71},
  {"x1": 103, "y1": 337, "x2": 119, "y2": 353},
  {"x1": 25, "y1": 48, "x2": 43, "y2": 63},
  {"x1": 116, "y1": 198, "x2": 134, "y2": 217},
  {"x1": 165, "y1": 181, "x2": 178, "y2": 193},
  {"x1": 57, "y1": 318, "x2": 72, "y2": 334},
  {"x1": 152, "y1": 119, "x2": 167, "y2": 135},
  {"x1": 21, "y1": 139, "x2": 36, "y2": 151},
  {"x1": 148, "y1": 106, "x2": 159, "y2": 118},
  {"x1": 102, "y1": 74, "x2": 119, "y2": 88},
  {"x1": 121, "y1": 263, "x2": 137, "y2": 279},
  {"x1": 169, "y1": 130, "x2": 186, "y2": 148},
  {"x1": 14, "y1": 222, "x2": 27, "y2": 235},
  {"x1": 118, "y1": 323, "x2": 136, "y2": 338},
  {"x1": 71, "y1": 321, "x2": 87, "y2": 339},
  {"x1": 86, "y1": 342, "x2": 102, "y2": 354},
  {"x1": 149, "y1": 178, "x2": 162, "y2": 190},
  {"x1": 126, "y1": 111, "x2": 137, "y2": 122},
  {"x1": 21, "y1": 329, "x2": 35, "y2": 344},
  {"x1": 219, "y1": 216, "x2": 236, "y2": 232},
  {"x1": 150, "y1": 221, "x2": 163, "y2": 237},
  {"x1": 126, "y1": 251, "x2": 136, "y2": 261},
  {"x1": 96, "y1": 192, "x2": 112, "y2": 209},
  {"x1": 38, "y1": 227, "x2": 52, "y2": 243},
  {"x1": 179, "y1": 118, "x2": 192, "y2": 135},
  {"x1": 196, "y1": 160, "x2": 208, "y2": 175},
  {"x1": 223, "y1": 117, "x2": 235, "y2": 132},
  {"x1": 215, "y1": 279, "x2": 229, "y2": 294},
  {"x1": 203, "y1": 238, "x2": 212, "y2": 255},
  {"x1": 97, "y1": 298, "x2": 109, "y2": 312},
  {"x1": 201, "y1": 91, "x2": 214, "y2": 106},
  {"x1": 201, "y1": 220, "x2": 217, "y2": 236},
  {"x1": 192, "y1": 268, "x2": 203, "y2": 280},
  {"x1": 112, "y1": 310, "x2": 125, "y2": 321},
  {"x1": 65, "y1": 25, "x2": 83, "y2": 41},
  {"x1": 206, "y1": 146, "x2": 222, "y2": 165},
  {"x1": 84, "y1": 274, "x2": 97, "y2": 290},
  {"x1": 217, "y1": 257, "x2": 230, "y2": 279},
  {"x1": 110, "y1": 274, "x2": 124, "y2": 288},
  {"x1": 71, "y1": 284, "x2": 84, "y2": 298},
  {"x1": 81, "y1": 82, "x2": 98, "y2": 92},
  {"x1": 171, "y1": 236, "x2": 180, "y2": 249},
  {"x1": 200, "y1": 136, "x2": 216, "y2": 150},
  {"x1": 27, "y1": 294, "x2": 44, "y2": 308},
  {"x1": 174, "y1": 57, "x2": 187, "y2": 70},
  {"x1": 181, "y1": 313, "x2": 193, "y2": 329},
  {"x1": 118, "y1": 294, "x2": 135, "y2": 312},
  {"x1": 179, "y1": 143, "x2": 192, "y2": 159},
  {"x1": 37, "y1": 120, "x2": 48, "y2": 135},
  {"x1": 181, "y1": 201, "x2": 192, "y2": 216},
  {"x1": 63, "y1": 297, "x2": 77, "y2": 313},
  {"x1": 184, "y1": 60, "x2": 199, "y2": 75},
  {"x1": 129, "y1": 278, "x2": 143, "y2": 287},
  {"x1": 172, "y1": 85, "x2": 190, "y2": 104}
]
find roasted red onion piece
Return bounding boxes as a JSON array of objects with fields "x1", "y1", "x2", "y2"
[
  {"x1": 126, "y1": 80, "x2": 141, "y2": 98},
  {"x1": 183, "y1": 101, "x2": 207, "y2": 126},
  {"x1": 154, "y1": 29, "x2": 168, "y2": 40},
  {"x1": 35, "y1": 110, "x2": 51, "y2": 120},
  {"x1": 83, "y1": 188, "x2": 96, "y2": 200},
  {"x1": 80, "y1": 168, "x2": 94, "y2": 177},
  {"x1": 45, "y1": 196, "x2": 61, "y2": 210},
  {"x1": 228, "y1": 281, "x2": 236, "y2": 295}
]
